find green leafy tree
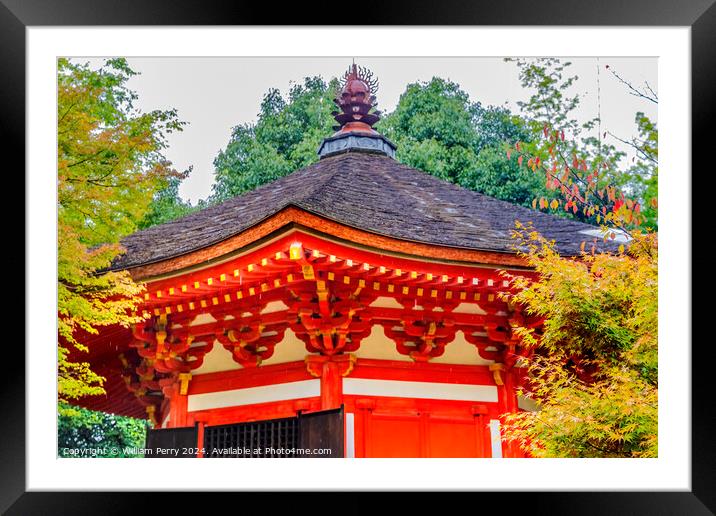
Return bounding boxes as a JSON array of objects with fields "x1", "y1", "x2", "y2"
[
  {"x1": 57, "y1": 57, "x2": 184, "y2": 401},
  {"x1": 377, "y1": 77, "x2": 482, "y2": 183},
  {"x1": 500, "y1": 227, "x2": 657, "y2": 458},
  {"x1": 211, "y1": 76, "x2": 337, "y2": 201},
  {"x1": 58, "y1": 403, "x2": 150, "y2": 458},
  {"x1": 138, "y1": 171, "x2": 196, "y2": 229},
  {"x1": 620, "y1": 111, "x2": 658, "y2": 228}
]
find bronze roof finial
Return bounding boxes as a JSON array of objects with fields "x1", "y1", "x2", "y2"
[{"x1": 331, "y1": 63, "x2": 381, "y2": 134}]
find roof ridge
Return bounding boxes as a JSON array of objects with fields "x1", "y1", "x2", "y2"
[{"x1": 296, "y1": 153, "x2": 351, "y2": 201}]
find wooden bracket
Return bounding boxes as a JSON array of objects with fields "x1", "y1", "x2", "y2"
[
  {"x1": 305, "y1": 353, "x2": 357, "y2": 377},
  {"x1": 489, "y1": 363, "x2": 505, "y2": 386},
  {"x1": 178, "y1": 372, "x2": 192, "y2": 395}
]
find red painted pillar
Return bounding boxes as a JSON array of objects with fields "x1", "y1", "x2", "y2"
[
  {"x1": 174, "y1": 393, "x2": 188, "y2": 428},
  {"x1": 167, "y1": 384, "x2": 188, "y2": 428},
  {"x1": 320, "y1": 360, "x2": 343, "y2": 410},
  {"x1": 504, "y1": 368, "x2": 518, "y2": 413},
  {"x1": 502, "y1": 368, "x2": 520, "y2": 458}
]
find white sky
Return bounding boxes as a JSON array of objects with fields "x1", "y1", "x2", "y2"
[{"x1": 82, "y1": 57, "x2": 657, "y2": 204}]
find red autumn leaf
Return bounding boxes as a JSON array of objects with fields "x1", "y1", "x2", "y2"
[
  {"x1": 506, "y1": 150, "x2": 511, "y2": 160},
  {"x1": 518, "y1": 155, "x2": 523, "y2": 166}
]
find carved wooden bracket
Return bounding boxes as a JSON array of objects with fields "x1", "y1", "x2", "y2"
[{"x1": 304, "y1": 353, "x2": 357, "y2": 377}]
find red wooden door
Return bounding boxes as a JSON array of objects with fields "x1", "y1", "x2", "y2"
[{"x1": 358, "y1": 402, "x2": 491, "y2": 458}]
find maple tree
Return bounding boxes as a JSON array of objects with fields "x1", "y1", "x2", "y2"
[
  {"x1": 57, "y1": 58, "x2": 185, "y2": 403},
  {"x1": 498, "y1": 58, "x2": 658, "y2": 457},
  {"x1": 500, "y1": 226, "x2": 657, "y2": 457},
  {"x1": 505, "y1": 58, "x2": 658, "y2": 231}
]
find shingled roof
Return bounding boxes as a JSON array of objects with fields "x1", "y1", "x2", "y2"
[{"x1": 113, "y1": 150, "x2": 617, "y2": 270}]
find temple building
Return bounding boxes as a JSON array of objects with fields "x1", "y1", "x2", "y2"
[{"x1": 71, "y1": 64, "x2": 607, "y2": 458}]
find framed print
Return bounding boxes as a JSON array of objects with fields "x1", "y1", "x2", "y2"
[{"x1": 6, "y1": 0, "x2": 714, "y2": 513}]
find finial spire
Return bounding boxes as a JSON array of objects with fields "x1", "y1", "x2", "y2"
[
  {"x1": 317, "y1": 62, "x2": 396, "y2": 159},
  {"x1": 331, "y1": 63, "x2": 381, "y2": 134}
]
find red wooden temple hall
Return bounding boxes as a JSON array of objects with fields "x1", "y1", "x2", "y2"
[{"x1": 71, "y1": 64, "x2": 601, "y2": 458}]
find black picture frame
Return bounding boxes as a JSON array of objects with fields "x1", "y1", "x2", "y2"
[{"x1": 5, "y1": 0, "x2": 712, "y2": 513}]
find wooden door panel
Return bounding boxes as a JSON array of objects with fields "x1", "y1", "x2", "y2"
[
  {"x1": 427, "y1": 419, "x2": 479, "y2": 457},
  {"x1": 368, "y1": 415, "x2": 421, "y2": 457}
]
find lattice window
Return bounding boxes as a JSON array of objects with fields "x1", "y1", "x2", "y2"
[{"x1": 203, "y1": 416, "x2": 299, "y2": 458}]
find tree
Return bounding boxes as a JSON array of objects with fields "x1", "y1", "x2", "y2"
[
  {"x1": 505, "y1": 58, "x2": 657, "y2": 229},
  {"x1": 500, "y1": 226, "x2": 657, "y2": 458},
  {"x1": 603, "y1": 65, "x2": 659, "y2": 228},
  {"x1": 138, "y1": 171, "x2": 196, "y2": 229},
  {"x1": 459, "y1": 105, "x2": 555, "y2": 207},
  {"x1": 377, "y1": 77, "x2": 482, "y2": 183},
  {"x1": 211, "y1": 76, "x2": 337, "y2": 201},
  {"x1": 58, "y1": 403, "x2": 150, "y2": 457},
  {"x1": 58, "y1": 58, "x2": 184, "y2": 402},
  {"x1": 378, "y1": 79, "x2": 553, "y2": 207},
  {"x1": 495, "y1": 65, "x2": 658, "y2": 456}
]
